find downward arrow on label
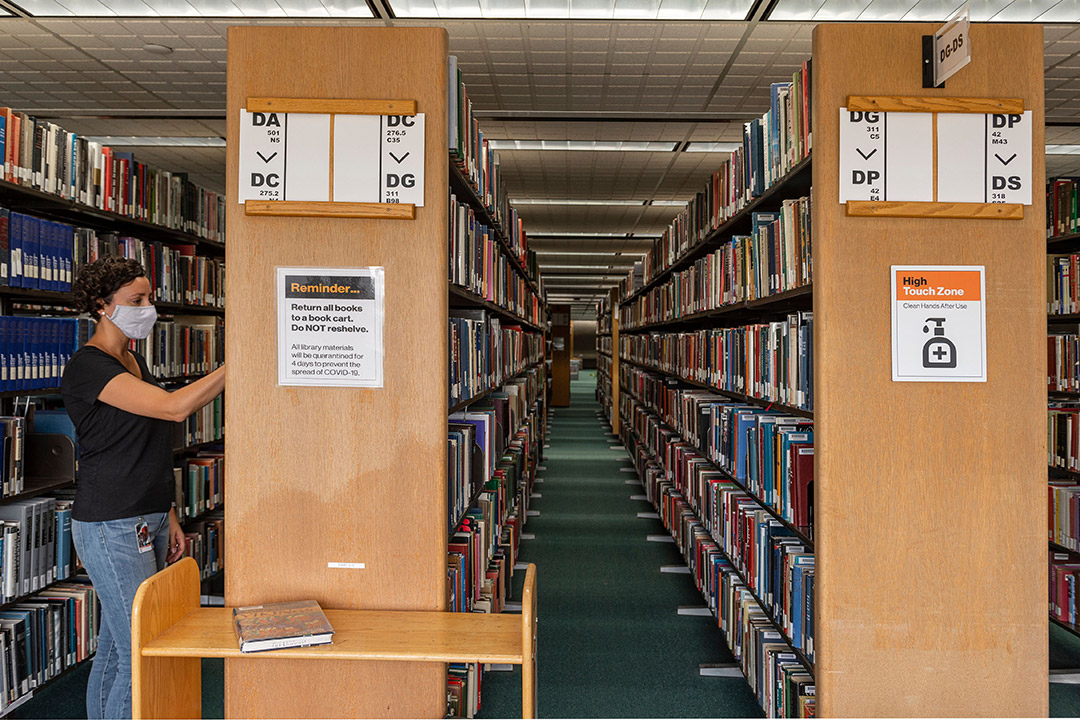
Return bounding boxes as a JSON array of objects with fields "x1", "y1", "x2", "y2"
[
  {"x1": 389, "y1": 151, "x2": 410, "y2": 164},
  {"x1": 256, "y1": 151, "x2": 277, "y2": 164},
  {"x1": 995, "y1": 153, "x2": 1017, "y2": 166},
  {"x1": 856, "y1": 147, "x2": 877, "y2": 161}
]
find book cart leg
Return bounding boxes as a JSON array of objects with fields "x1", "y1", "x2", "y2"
[
  {"x1": 521, "y1": 564, "x2": 537, "y2": 719},
  {"x1": 131, "y1": 558, "x2": 203, "y2": 719}
]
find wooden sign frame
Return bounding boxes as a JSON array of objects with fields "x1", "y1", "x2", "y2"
[
  {"x1": 242, "y1": 96, "x2": 418, "y2": 219},
  {"x1": 845, "y1": 94, "x2": 1027, "y2": 220}
]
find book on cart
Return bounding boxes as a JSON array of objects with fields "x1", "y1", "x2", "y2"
[{"x1": 232, "y1": 600, "x2": 334, "y2": 653}]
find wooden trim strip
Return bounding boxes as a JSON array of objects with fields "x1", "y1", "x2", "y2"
[
  {"x1": 846, "y1": 200, "x2": 1023, "y2": 220},
  {"x1": 847, "y1": 95, "x2": 1024, "y2": 114},
  {"x1": 246, "y1": 98, "x2": 417, "y2": 116},
  {"x1": 245, "y1": 200, "x2": 416, "y2": 219}
]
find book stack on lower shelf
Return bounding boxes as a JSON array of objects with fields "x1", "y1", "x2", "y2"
[
  {"x1": 619, "y1": 386, "x2": 814, "y2": 717},
  {"x1": 446, "y1": 363, "x2": 545, "y2": 718}
]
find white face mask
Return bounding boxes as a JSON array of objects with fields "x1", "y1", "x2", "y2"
[{"x1": 106, "y1": 304, "x2": 157, "y2": 340}]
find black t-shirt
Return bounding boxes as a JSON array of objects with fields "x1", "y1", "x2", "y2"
[{"x1": 61, "y1": 346, "x2": 174, "y2": 522}]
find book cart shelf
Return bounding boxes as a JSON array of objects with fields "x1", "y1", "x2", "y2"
[
  {"x1": 0, "y1": 142, "x2": 226, "y2": 715},
  {"x1": 603, "y1": 22, "x2": 1046, "y2": 717}
]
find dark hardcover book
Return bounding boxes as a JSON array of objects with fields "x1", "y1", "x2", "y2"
[{"x1": 232, "y1": 599, "x2": 334, "y2": 653}]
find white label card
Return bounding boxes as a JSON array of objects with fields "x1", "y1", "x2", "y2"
[
  {"x1": 276, "y1": 267, "x2": 385, "y2": 388},
  {"x1": 380, "y1": 114, "x2": 425, "y2": 206},
  {"x1": 839, "y1": 108, "x2": 933, "y2": 203},
  {"x1": 891, "y1": 265, "x2": 986, "y2": 383},
  {"x1": 239, "y1": 111, "x2": 426, "y2": 207},
  {"x1": 937, "y1": 111, "x2": 1032, "y2": 205}
]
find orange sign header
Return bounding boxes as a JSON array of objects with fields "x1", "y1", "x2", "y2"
[{"x1": 894, "y1": 270, "x2": 982, "y2": 301}]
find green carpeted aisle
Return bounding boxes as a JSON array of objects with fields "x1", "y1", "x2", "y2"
[{"x1": 477, "y1": 369, "x2": 764, "y2": 718}]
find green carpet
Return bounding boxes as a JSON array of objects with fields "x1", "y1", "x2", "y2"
[{"x1": 476, "y1": 370, "x2": 764, "y2": 718}]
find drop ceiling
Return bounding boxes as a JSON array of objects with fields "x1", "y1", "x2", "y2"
[{"x1": 0, "y1": 1, "x2": 1074, "y2": 315}]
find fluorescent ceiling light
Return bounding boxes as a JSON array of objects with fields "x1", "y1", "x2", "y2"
[
  {"x1": 18, "y1": 0, "x2": 372, "y2": 16},
  {"x1": 1047, "y1": 145, "x2": 1080, "y2": 155},
  {"x1": 531, "y1": 233, "x2": 650, "y2": 238},
  {"x1": 84, "y1": 136, "x2": 226, "y2": 147},
  {"x1": 513, "y1": 199, "x2": 645, "y2": 206},
  {"x1": 651, "y1": 200, "x2": 689, "y2": 206},
  {"x1": 536, "y1": 250, "x2": 632, "y2": 256},
  {"x1": 684, "y1": 142, "x2": 742, "y2": 153},
  {"x1": 489, "y1": 140, "x2": 678, "y2": 152},
  {"x1": 768, "y1": 0, "x2": 1076, "y2": 21},
  {"x1": 391, "y1": 0, "x2": 751, "y2": 19},
  {"x1": 541, "y1": 265, "x2": 634, "y2": 271}
]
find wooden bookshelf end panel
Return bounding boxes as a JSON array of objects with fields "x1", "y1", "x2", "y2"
[
  {"x1": 813, "y1": 22, "x2": 1047, "y2": 717},
  {"x1": 226, "y1": 26, "x2": 450, "y2": 719}
]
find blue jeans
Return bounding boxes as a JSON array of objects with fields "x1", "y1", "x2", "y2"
[{"x1": 71, "y1": 512, "x2": 169, "y2": 720}]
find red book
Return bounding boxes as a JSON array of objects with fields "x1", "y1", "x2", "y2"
[{"x1": 790, "y1": 443, "x2": 814, "y2": 529}]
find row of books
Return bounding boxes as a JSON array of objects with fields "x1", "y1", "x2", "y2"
[
  {"x1": 616, "y1": 262, "x2": 644, "y2": 301},
  {"x1": 596, "y1": 295, "x2": 613, "y2": 335},
  {"x1": 1050, "y1": 331, "x2": 1080, "y2": 392},
  {"x1": 1050, "y1": 481, "x2": 1080, "y2": 553},
  {"x1": 175, "y1": 393, "x2": 224, "y2": 450},
  {"x1": 448, "y1": 366, "x2": 542, "y2": 531},
  {"x1": 450, "y1": 195, "x2": 542, "y2": 327},
  {"x1": 619, "y1": 314, "x2": 814, "y2": 412},
  {"x1": 620, "y1": 199, "x2": 811, "y2": 330},
  {"x1": 0, "y1": 107, "x2": 225, "y2": 242},
  {"x1": 447, "y1": 407, "x2": 541, "y2": 717},
  {"x1": 173, "y1": 450, "x2": 223, "y2": 524},
  {"x1": 1049, "y1": 254, "x2": 1080, "y2": 316},
  {"x1": 598, "y1": 336, "x2": 612, "y2": 356},
  {"x1": 0, "y1": 214, "x2": 224, "y2": 308},
  {"x1": 620, "y1": 409, "x2": 815, "y2": 717},
  {"x1": 0, "y1": 576, "x2": 98, "y2": 712},
  {"x1": 74, "y1": 230, "x2": 225, "y2": 308},
  {"x1": 621, "y1": 364, "x2": 813, "y2": 533},
  {"x1": 0, "y1": 316, "x2": 92, "y2": 393},
  {"x1": 130, "y1": 316, "x2": 224, "y2": 380},
  {"x1": 623, "y1": 395, "x2": 814, "y2": 658},
  {"x1": 448, "y1": 310, "x2": 542, "y2": 406},
  {"x1": 0, "y1": 496, "x2": 74, "y2": 602},
  {"x1": 1050, "y1": 404, "x2": 1080, "y2": 472},
  {"x1": 183, "y1": 515, "x2": 224, "y2": 580},
  {"x1": 448, "y1": 56, "x2": 528, "y2": 270},
  {"x1": 0, "y1": 417, "x2": 23, "y2": 498},
  {"x1": 1051, "y1": 550, "x2": 1080, "y2": 628},
  {"x1": 1049, "y1": 178, "x2": 1080, "y2": 239},
  {"x1": 635, "y1": 62, "x2": 811, "y2": 291}
]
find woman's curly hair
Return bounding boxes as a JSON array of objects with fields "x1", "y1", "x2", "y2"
[{"x1": 72, "y1": 257, "x2": 147, "y2": 320}]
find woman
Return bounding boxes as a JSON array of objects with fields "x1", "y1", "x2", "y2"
[{"x1": 61, "y1": 256, "x2": 225, "y2": 720}]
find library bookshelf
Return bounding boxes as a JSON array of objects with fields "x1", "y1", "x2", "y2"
[
  {"x1": 0, "y1": 118, "x2": 227, "y2": 714},
  {"x1": 226, "y1": 27, "x2": 545, "y2": 718},
  {"x1": 603, "y1": 22, "x2": 1046, "y2": 717}
]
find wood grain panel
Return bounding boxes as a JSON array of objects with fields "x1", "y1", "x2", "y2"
[
  {"x1": 611, "y1": 289, "x2": 621, "y2": 434},
  {"x1": 131, "y1": 558, "x2": 201, "y2": 720},
  {"x1": 226, "y1": 27, "x2": 448, "y2": 718},
  {"x1": 813, "y1": 23, "x2": 1046, "y2": 716},
  {"x1": 143, "y1": 608, "x2": 525, "y2": 663},
  {"x1": 847, "y1": 95, "x2": 1023, "y2": 113},
  {"x1": 846, "y1": 200, "x2": 1023, "y2": 220},
  {"x1": 247, "y1": 97, "x2": 417, "y2": 115},
  {"x1": 244, "y1": 200, "x2": 416, "y2": 219},
  {"x1": 550, "y1": 304, "x2": 571, "y2": 406}
]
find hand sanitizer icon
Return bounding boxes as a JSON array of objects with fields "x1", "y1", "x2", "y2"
[{"x1": 922, "y1": 317, "x2": 957, "y2": 369}]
